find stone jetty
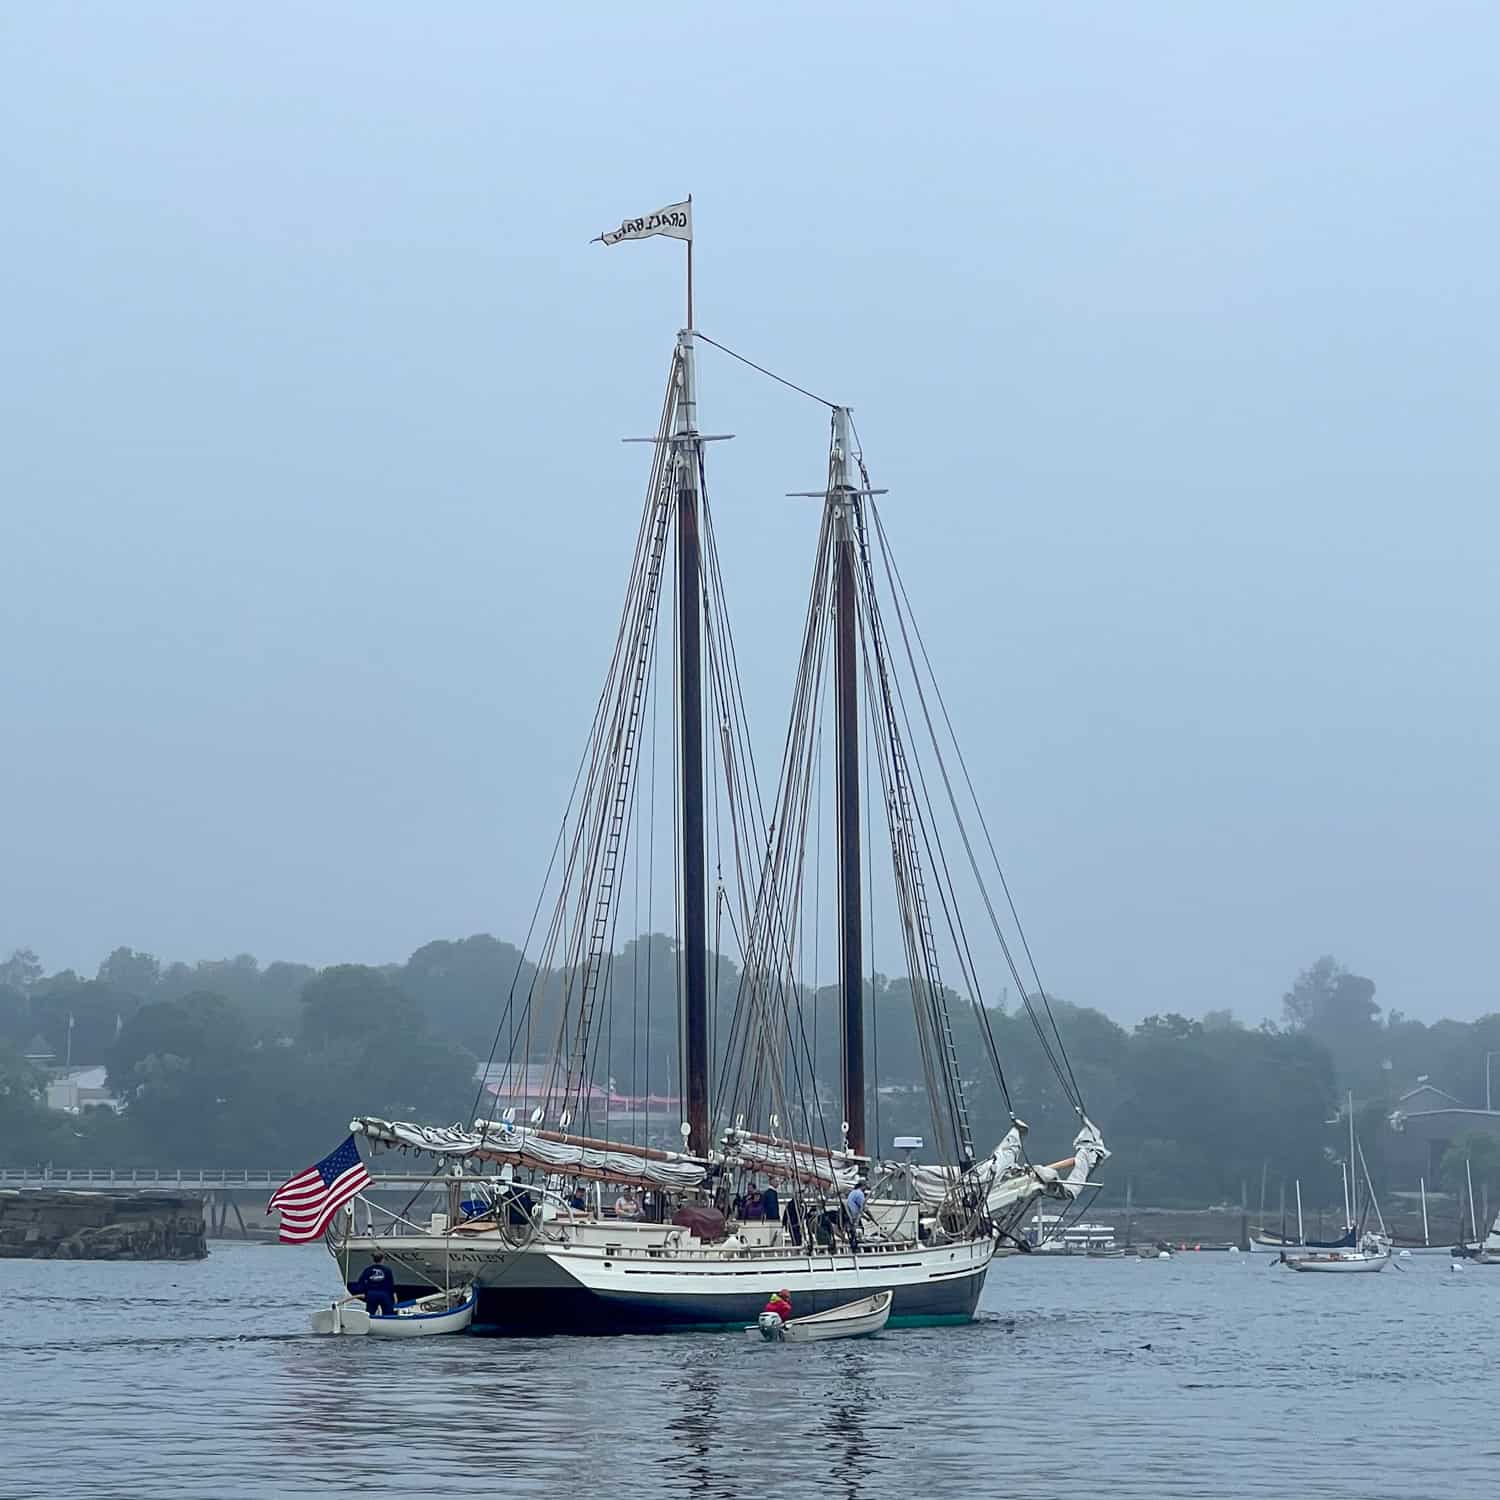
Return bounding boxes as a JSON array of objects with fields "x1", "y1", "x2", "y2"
[{"x1": 0, "y1": 1190, "x2": 208, "y2": 1260}]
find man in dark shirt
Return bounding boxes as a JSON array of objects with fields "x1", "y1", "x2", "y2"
[{"x1": 348, "y1": 1249, "x2": 397, "y2": 1317}]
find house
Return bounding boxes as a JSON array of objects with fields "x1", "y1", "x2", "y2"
[
  {"x1": 43, "y1": 1065, "x2": 124, "y2": 1115},
  {"x1": 1393, "y1": 1081, "x2": 1463, "y2": 1114},
  {"x1": 475, "y1": 1061, "x2": 683, "y2": 1148},
  {"x1": 22, "y1": 1034, "x2": 55, "y2": 1067},
  {"x1": 1387, "y1": 1078, "x2": 1500, "y2": 1185}
]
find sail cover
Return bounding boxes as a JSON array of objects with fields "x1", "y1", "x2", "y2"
[
  {"x1": 893, "y1": 1119, "x2": 1110, "y2": 1218},
  {"x1": 349, "y1": 1116, "x2": 709, "y2": 1190},
  {"x1": 720, "y1": 1130, "x2": 859, "y2": 1191}
]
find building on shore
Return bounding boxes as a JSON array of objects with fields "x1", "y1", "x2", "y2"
[{"x1": 1387, "y1": 1080, "x2": 1500, "y2": 1183}]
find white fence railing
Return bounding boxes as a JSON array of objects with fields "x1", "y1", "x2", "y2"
[{"x1": 0, "y1": 1167, "x2": 296, "y2": 1189}]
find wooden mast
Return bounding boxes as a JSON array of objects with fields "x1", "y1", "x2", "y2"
[
  {"x1": 676, "y1": 329, "x2": 709, "y2": 1158},
  {"x1": 831, "y1": 406, "x2": 866, "y2": 1158}
]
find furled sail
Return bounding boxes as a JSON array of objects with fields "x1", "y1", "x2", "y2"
[
  {"x1": 890, "y1": 1119, "x2": 1109, "y2": 1219},
  {"x1": 720, "y1": 1129, "x2": 860, "y2": 1191},
  {"x1": 349, "y1": 1116, "x2": 710, "y2": 1190}
]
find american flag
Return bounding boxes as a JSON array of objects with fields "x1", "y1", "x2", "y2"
[{"x1": 266, "y1": 1135, "x2": 371, "y2": 1244}]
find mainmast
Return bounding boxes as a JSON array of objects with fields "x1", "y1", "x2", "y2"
[
  {"x1": 831, "y1": 406, "x2": 866, "y2": 1157},
  {"x1": 676, "y1": 329, "x2": 710, "y2": 1157}
]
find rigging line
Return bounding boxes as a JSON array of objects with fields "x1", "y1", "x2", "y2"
[
  {"x1": 515, "y1": 362, "x2": 682, "y2": 1124},
  {"x1": 851, "y1": 422, "x2": 1071, "y2": 1097},
  {"x1": 864, "y1": 678, "x2": 880, "y2": 1159},
  {"x1": 867, "y1": 582, "x2": 1041, "y2": 1125},
  {"x1": 848, "y1": 449, "x2": 1062, "y2": 1113},
  {"x1": 645, "y1": 593, "x2": 660, "y2": 1129},
  {"x1": 856, "y1": 561, "x2": 1014, "y2": 1126},
  {"x1": 845, "y1": 487, "x2": 978, "y2": 1157},
  {"x1": 469, "y1": 692, "x2": 604, "y2": 1128},
  {"x1": 580, "y1": 634, "x2": 660, "y2": 1132},
  {"x1": 716, "y1": 516, "x2": 834, "y2": 1148},
  {"x1": 725, "y1": 500, "x2": 832, "y2": 1122},
  {"x1": 671, "y1": 488, "x2": 683, "y2": 1131},
  {"x1": 731, "y1": 504, "x2": 844, "y2": 1164},
  {"x1": 631, "y1": 708, "x2": 641, "y2": 1145},
  {"x1": 867, "y1": 493, "x2": 1086, "y2": 1112},
  {"x1": 695, "y1": 331, "x2": 837, "y2": 410}
]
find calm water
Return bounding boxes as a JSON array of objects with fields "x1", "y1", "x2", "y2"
[{"x1": 3, "y1": 1241, "x2": 1494, "y2": 1499}]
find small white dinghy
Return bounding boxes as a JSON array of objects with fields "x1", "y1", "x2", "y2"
[
  {"x1": 756, "y1": 1290, "x2": 892, "y2": 1343},
  {"x1": 311, "y1": 1285, "x2": 476, "y2": 1337}
]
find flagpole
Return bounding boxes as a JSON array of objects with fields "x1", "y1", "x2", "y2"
[{"x1": 686, "y1": 193, "x2": 694, "y2": 328}]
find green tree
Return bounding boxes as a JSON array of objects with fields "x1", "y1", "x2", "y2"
[
  {"x1": 300, "y1": 965, "x2": 419, "y2": 1049},
  {"x1": 108, "y1": 992, "x2": 249, "y2": 1093},
  {"x1": 96, "y1": 947, "x2": 161, "y2": 999},
  {"x1": 401, "y1": 934, "x2": 536, "y2": 1058},
  {"x1": 0, "y1": 1041, "x2": 69, "y2": 1165},
  {"x1": 0, "y1": 984, "x2": 28, "y2": 1046},
  {"x1": 30, "y1": 978, "x2": 141, "y2": 1065},
  {"x1": 0, "y1": 948, "x2": 43, "y2": 992},
  {"x1": 1441, "y1": 1132, "x2": 1500, "y2": 1219},
  {"x1": 1283, "y1": 956, "x2": 1379, "y2": 1034}
]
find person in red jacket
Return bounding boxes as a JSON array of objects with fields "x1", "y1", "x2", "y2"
[{"x1": 764, "y1": 1289, "x2": 793, "y2": 1321}]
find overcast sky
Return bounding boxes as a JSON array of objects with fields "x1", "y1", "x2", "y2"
[{"x1": 3, "y1": 2, "x2": 1496, "y2": 1025}]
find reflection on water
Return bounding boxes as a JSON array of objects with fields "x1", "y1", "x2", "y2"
[{"x1": 4, "y1": 1242, "x2": 1498, "y2": 1498}]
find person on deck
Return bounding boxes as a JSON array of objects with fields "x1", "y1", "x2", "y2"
[
  {"x1": 783, "y1": 1195, "x2": 803, "y2": 1246},
  {"x1": 743, "y1": 1187, "x2": 765, "y2": 1221},
  {"x1": 761, "y1": 1182, "x2": 780, "y2": 1228},
  {"x1": 347, "y1": 1249, "x2": 397, "y2": 1317},
  {"x1": 815, "y1": 1208, "x2": 836, "y2": 1250},
  {"x1": 845, "y1": 1180, "x2": 867, "y2": 1254}
]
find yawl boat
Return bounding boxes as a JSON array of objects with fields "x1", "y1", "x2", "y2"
[{"x1": 328, "y1": 201, "x2": 1108, "y2": 1333}]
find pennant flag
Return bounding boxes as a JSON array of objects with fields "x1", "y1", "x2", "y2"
[
  {"x1": 594, "y1": 199, "x2": 692, "y2": 246},
  {"x1": 266, "y1": 1135, "x2": 371, "y2": 1244}
]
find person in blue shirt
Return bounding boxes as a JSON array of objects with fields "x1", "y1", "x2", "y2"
[
  {"x1": 347, "y1": 1249, "x2": 397, "y2": 1317},
  {"x1": 844, "y1": 1181, "x2": 867, "y2": 1254}
]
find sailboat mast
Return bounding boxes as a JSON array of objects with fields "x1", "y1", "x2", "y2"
[
  {"x1": 831, "y1": 406, "x2": 866, "y2": 1157},
  {"x1": 675, "y1": 329, "x2": 709, "y2": 1156},
  {"x1": 1347, "y1": 1089, "x2": 1357, "y2": 1225}
]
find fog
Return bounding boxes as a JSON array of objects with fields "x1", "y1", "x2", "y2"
[{"x1": 3, "y1": 2, "x2": 1496, "y2": 1024}]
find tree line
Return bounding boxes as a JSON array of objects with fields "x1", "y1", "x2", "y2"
[{"x1": 2, "y1": 941, "x2": 1497, "y2": 1210}]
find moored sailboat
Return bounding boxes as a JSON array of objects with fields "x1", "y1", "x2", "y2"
[
  {"x1": 1282, "y1": 1232, "x2": 1390, "y2": 1274},
  {"x1": 320, "y1": 202, "x2": 1107, "y2": 1333}
]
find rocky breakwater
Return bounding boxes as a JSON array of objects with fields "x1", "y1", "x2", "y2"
[{"x1": 0, "y1": 1190, "x2": 208, "y2": 1260}]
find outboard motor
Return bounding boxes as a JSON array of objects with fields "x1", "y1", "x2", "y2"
[{"x1": 757, "y1": 1311, "x2": 786, "y2": 1341}]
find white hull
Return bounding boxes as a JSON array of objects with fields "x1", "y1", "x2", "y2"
[
  {"x1": 311, "y1": 1302, "x2": 371, "y2": 1335},
  {"x1": 759, "y1": 1290, "x2": 891, "y2": 1342},
  {"x1": 366, "y1": 1287, "x2": 476, "y2": 1337},
  {"x1": 1283, "y1": 1252, "x2": 1388, "y2": 1273},
  {"x1": 339, "y1": 1224, "x2": 992, "y2": 1332},
  {"x1": 312, "y1": 1285, "x2": 476, "y2": 1336}
]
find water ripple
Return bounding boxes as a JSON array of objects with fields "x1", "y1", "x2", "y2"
[{"x1": 2, "y1": 1244, "x2": 1494, "y2": 1498}]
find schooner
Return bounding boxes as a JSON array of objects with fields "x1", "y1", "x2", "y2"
[{"x1": 331, "y1": 201, "x2": 1108, "y2": 1332}]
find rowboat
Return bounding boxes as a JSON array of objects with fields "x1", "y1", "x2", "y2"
[
  {"x1": 311, "y1": 1285, "x2": 476, "y2": 1336},
  {"x1": 755, "y1": 1290, "x2": 892, "y2": 1343}
]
